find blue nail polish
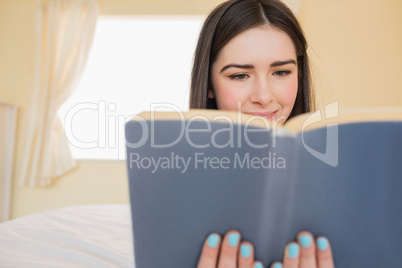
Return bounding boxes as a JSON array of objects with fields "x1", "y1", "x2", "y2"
[
  {"x1": 254, "y1": 262, "x2": 263, "y2": 268},
  {"x1": 317, "y1": 237, "x2": 328, "y2": 250},
  {"x1": 299, "y1": 235, "x2": 312, "y2": 248},
  {"x1": 287, "y1": 244, "x2": 299, "y2": 258},
  {"x1": 273, "y1": 263, "x2": 283, "y2": 268},
  {"x1": 207, "y1": 234, "x2": 219, "y2": 248},
  {"x1": 228, "y1": 233, "x2": 240, "y2": 247},
  {"x1": 240, "y1": 244, "x2": 251, "y2": 258}
]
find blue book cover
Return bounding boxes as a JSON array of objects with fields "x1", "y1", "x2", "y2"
[{"x1": 125, "y1": 109, "x2": 402, "y2": 267}]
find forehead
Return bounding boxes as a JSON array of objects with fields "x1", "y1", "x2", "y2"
[{"x1": 215, "y1": 26, "x2": 296, "y2": 65}]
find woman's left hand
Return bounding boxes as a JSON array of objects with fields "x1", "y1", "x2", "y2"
[{"x1": 197, "y1": 230, "x2": 335, "y2": 268}]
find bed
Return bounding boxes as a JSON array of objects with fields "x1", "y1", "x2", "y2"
[{"x1": 0, "y1": 204, "x2": 134, "y2": 267}]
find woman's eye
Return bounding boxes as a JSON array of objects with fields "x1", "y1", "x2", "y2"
[
  {"x1": 273, "y1": 70, "x2": 291, "y2": 77},
  {"x1": 228, "y1": 74, "x2": 248, "y2": 80}
]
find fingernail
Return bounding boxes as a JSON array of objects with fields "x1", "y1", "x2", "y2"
[
  {"x1": 287, "y1": 243, "x2": 299, "y2": 258},
  {"x1": 273, "y1": 263, "x2": 283, "y2": 268},
  {"x1": 317, "y1": 237, "x2": 328, "y2": 250},
  {"x1": 299, "y1": 235, "x2": 312, "y2": 248},
  {"x1": 228, "y1": 233, "x2": 240, "y2": 247},
  {"x1": 254, "y1": 262, "x2": 263, "y2": 268},
  {"x1": 207, "y1": 234, "x2": 219, "y2": 248},
  {"x1": 240, "y1": 244, "x2": 251, "y2": 258}
]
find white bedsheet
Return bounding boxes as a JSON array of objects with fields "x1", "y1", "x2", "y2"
[{"x1": 0, "y1": 204, "x2": 134, "y2": 268}]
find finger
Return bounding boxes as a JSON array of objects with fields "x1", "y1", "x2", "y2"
[
  {"x1": 270, "y1": 262, "x2": 283, "y2": 268},
  {"x1": 217, "y1": 230, "x2": 241, "y2": 268},
  {"x1": 283, "y1": 242, "x2": 300, "y2": 268},
  {"x1": 316, "y1": 237, "x2": 335, "y2": 268},
  {"x1": 238, "y1": 241, "x2": 254, "y2": 268},
  {"x1": 297, "y1": 231, "x2": 317, "y2": 268},
  {"x1": 254, "y1": 261, "x2": 265, "y2": 268},
  {"x1": 197, "y1": 233, "x2": 221, "y2": 268}
]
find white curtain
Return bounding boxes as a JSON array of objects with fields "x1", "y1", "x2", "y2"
[{"x1": 19, "y1": 0, "x2": 99, "y2": 187}]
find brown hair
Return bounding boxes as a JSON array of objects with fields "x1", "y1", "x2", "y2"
[{"x1": 189, "y1": 0, "x2": 314, "y2": 119}]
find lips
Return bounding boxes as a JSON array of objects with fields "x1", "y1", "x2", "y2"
[{"x1": 246, "y1": 110, "x2": 278, "y2": 119}]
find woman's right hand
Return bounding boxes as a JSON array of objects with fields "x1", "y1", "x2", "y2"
[{"x1": 197, "y1": 230, "x2": 335, "y2": 268}]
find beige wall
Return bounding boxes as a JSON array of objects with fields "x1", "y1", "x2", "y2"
[
  {"x1": 11, "y1": 161, "x2": 129, "y2": 218},
  {"x1": 1, "y1": 0, "x2": 40, "y2": 219},
  {"x1": 97, "y1": 0, "x2": 225, "y2": 15},
  {"x1": 1, "y1": 0, "x2": 401, "y2": 219},
  {"x1": 300, "y1": 0, "x2": 402, "y2": 109}
]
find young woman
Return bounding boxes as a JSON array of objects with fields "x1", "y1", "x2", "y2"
[{"x1": 190, "y1": 0, "x2": 335, "y2": 267}]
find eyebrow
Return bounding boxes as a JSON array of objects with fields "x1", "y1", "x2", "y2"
[
  {"x1": 220, "y1": 60, "x2": 297, "y2": 73},
  {"x1": 270, "y1": 59, "x2": 297, "y2": 67}
]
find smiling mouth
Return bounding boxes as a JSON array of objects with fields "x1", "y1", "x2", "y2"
[
  {"x1": 248, "y1": 110, "x2": 278, "y2": 119},
  {"x1": 263, "y1": 112, "x2": 275, "y2": 118}
]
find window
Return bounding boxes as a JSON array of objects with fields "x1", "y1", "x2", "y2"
[{"x1": 58, "y1": 16, "x2": 204, "y2": 160}]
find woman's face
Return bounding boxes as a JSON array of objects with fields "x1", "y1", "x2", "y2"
[{"x1": 210, "y1": 26, "x2": 298, "y2": 126}]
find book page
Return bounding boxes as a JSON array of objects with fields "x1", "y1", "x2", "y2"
[
  {"x1": 129, "y1": 107, "x2": 402, "y2": 135},
  {"x1": 284, "y1": 107, "x2": 402, "y2": 133}
]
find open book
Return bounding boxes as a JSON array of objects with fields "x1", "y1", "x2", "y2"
[{"x1": 125, "y1": 108, "x2": 402, "y2": 267}]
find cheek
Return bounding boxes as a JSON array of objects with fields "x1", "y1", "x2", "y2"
[
  {"x1": 212, "y1": 77, "x2": 245, "y2": 111},
  {"x1": 277, "y1": 78, "x2": 298, "y2": 108}
]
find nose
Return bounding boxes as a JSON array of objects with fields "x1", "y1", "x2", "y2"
[{"x1": 249, "y1": 77, "x2": 274, "y2": 105}]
